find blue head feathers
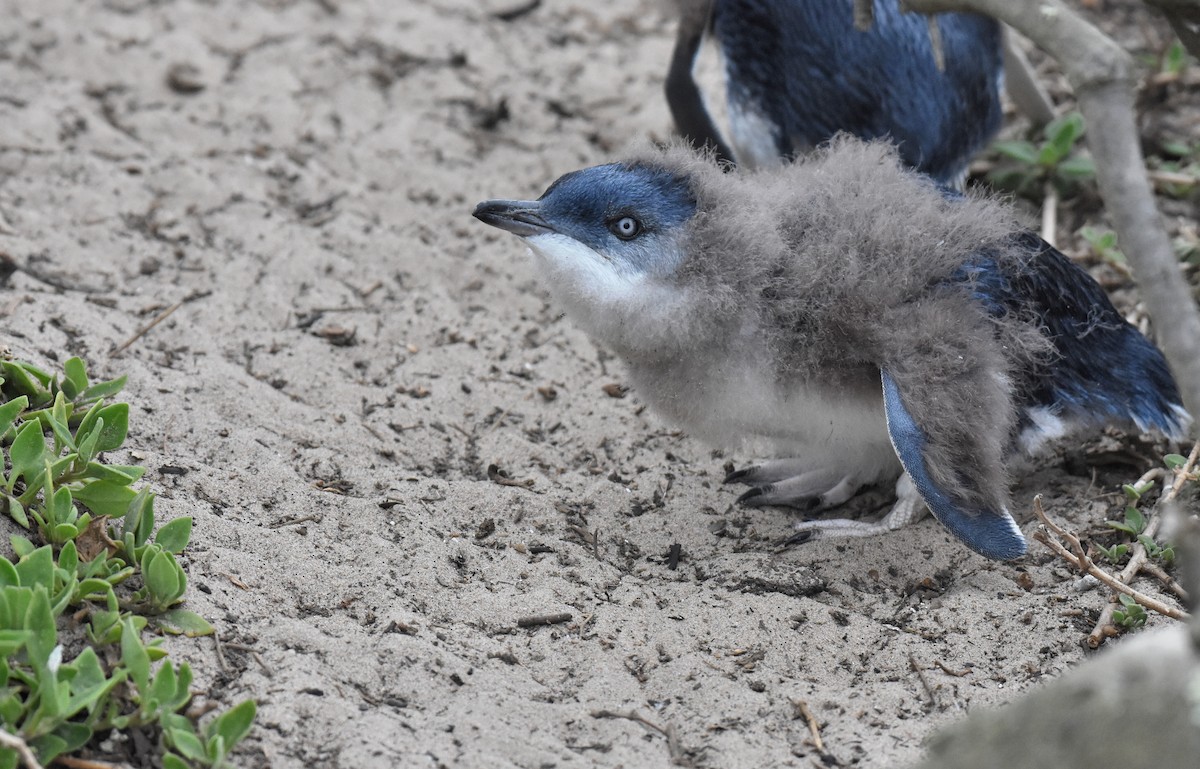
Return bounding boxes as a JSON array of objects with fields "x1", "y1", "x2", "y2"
[
  {"x1": 473, "y1": 162, "x2": 697, "y2": 279},
  {"x1": 537, "y1": 163, "x2": 697, "y2": 251}
]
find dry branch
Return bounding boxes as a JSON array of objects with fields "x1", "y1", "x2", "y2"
[
  {"x1": 1033, "y1": 495, "x2": 1189, "y2": 622},
  {"x1": 0, "y1": 730, "x2": 44, "y2": 769},
  {"x1": 1085, "y1": 441, "x2": 1200, "y2": 643}
]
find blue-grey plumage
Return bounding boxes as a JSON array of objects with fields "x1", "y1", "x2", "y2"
[
  {"x1": 472, "y1": 140, "x2": 1190, "y2": 561},
  {"x1": 667, "y1": 0, "x2": 1004, "y2": 187}
]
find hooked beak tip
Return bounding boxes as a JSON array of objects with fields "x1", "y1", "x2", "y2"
[{"x1": 473, "y1": 199, "x2": 555, "y2": 237}]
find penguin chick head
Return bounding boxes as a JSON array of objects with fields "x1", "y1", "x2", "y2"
[{"x1": 474, "y1": 162, "x2": 700, "y2": 351}]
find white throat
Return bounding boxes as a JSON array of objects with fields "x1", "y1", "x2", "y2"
[{"x1": 525, "y1": 233, "x2": 691, "y2": 356}]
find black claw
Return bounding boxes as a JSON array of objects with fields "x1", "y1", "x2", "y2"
[
  {"x1": 736, "y1": 487, "x2": 766, "y2": 506},
  {"x1": 724, "y1": 467, "x2": 754, "y2": 484},
  {"x1": 785, "y1": 530, "x2": 815, "y2": 546}
]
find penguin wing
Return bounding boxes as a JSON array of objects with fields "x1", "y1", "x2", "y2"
[{"x1": 880, "y1": 369, "x2": 1027, "y2": 560}]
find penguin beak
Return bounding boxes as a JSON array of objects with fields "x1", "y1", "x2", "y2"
[{"x1": 472, "y1": 199, "x2": 556, "y2": 237}]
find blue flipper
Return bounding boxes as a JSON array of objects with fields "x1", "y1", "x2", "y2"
[{"x1": 881, "y1": 371, "x2": 1027, "y2": 560}]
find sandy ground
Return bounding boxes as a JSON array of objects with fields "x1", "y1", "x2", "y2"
[{"x1": 0, "y1": 1, "x2": 1192, "y2": 767}]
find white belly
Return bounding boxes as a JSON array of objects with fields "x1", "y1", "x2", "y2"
[{"x1": 631, "y1": 362, "x2": 901, "y2": 485}]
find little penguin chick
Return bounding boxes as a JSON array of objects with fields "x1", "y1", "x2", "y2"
[
  {"x1": 667, "y1": 0, "x2": 1003, "y2": 188},
  {"x1": 472, "y1": 140, "x2": 1190, "y2": 561}
]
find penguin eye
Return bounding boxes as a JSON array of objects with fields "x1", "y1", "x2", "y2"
[{"x1": 608, "y1": 216, "x2": 642, "y2": 240}]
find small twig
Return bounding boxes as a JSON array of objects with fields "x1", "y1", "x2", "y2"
[
  {"x1": 53, "y1": 757, "x2": 122, "y2": 769},
  {"x1": 516, "y1": 612, "x2": 572, "y2": 628},
  {"x1": 110, "y1": 290, "x2": 209, "y2": 357},
  {"x1": 1087, "y1": 442, "x2": 1199, "y2": 642},
  {"x1": 1147, "y1": 168, "x2": 1200, "y2": 187},
  {"x1": 591, "y1": 709, "x2": 688, "y2": 765},
  {"x1": 267, "y1": 513, "x2": 323, "y2": 529},
  {"x1": 486, "y1": 463, "x2": 535, "y2": 489},
  {"x1": 1033, "y1": 495, "x2": 1189, "y2": 622},
  {"x1": 219, "y1": 642, "x2": 275, "y2": 677},
  {"x1": 251, "y1": 650, "x2": 273, "y2": 677},
  {"x1": 111, "y1": 299, "x2": 183, "y2": 356},
  {"x1": 933, "y1": 660, "x2": 972, "y2": 677},
  {"x1": 1142, "y1": 561, "x2": 1189, "y2": 600},
  {"x1": 1041, "y1": 181, "x2": 1058, "y2": 247},
  {"x1": 792, "y1": 699, "x2": 825, "y2": 752},
  {"x1": 908, "y1": 654, "x2": 938, "y2": 710},
  {"x1": 212, "y1": 632, "x2": 230, "y2": 673},
  {"x1": 0, "y1": 730, "x2": 44, "y2": 769}
]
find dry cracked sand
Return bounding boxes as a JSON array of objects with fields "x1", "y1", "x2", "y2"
[{"x1": 0, "y1": 1, "x2": 1195, "y2": 767}]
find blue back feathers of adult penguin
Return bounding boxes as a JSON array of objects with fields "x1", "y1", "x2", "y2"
[
  {"x1": 473, "y1": 139, "x2": 1190, "y2": 561},
  {"x1": 666, "y1": 0, "x2": 1004, "y2": 187}
]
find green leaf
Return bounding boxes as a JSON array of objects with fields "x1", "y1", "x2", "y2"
[
  {"x1": 63, "y1": 357, "x2": 89, "y2": 394},
  {"x1": 1037, "y1": 142, "x2": 1065, "y2": 166},
  {"x1": 3, "y1": 496, "x2": 28, "y2": 529},
  {"x1": 85, "y1": 462, "x2": 146, "y2": 484},
  {"x1": 79, "y1": 375, "x2": 127, "y2": 403},
  {"x1": 9, "y1": 420, "x2": 47, "y2": 484},
  {"x1": 73, "y1": 400, "x2": 105, "y2": 443},
  {"x1": 1045, "y1": 112, "x2": 1084, "y2": 156},
  {"x1": 88, "y1": 609, "x2": 122, "y2": 645},
  {"x1": 74, "y1": 480, "x2": 138, "y2": 518},
  {"x1": 171, "y1": 663, "x2": 193, "y2": 710},
  {"x1": 0, "y1": 558, "x2": 17, "y2": 587},
  {"x1": 145, "y1": 550, "x2": 184, "y2": 607},
  {"x1": 155, "y1": 517, "x2": 193, "y2": 554},
  {"x1": 207, "y1": 699, "x2": 257, "y2": 752},
  {"x1": 1160, "y1": 140, "x2": 1192, "y2": 158},
  {"x1": 28, "y1": 735, "x2": 68, "y2": 764},
  {"x1": 1125, "y1": 506, "x2": 1146, "y2": 534},
  {"x1": 157, "y1": 609, "x2": 215, "y2": 637},
  {"x1": 121, "y1": 617, "x2": 151, "y2": 695},
  {"x1": 15, "y1": 546, "x2": 54, "y2": 590},
  {"x1": 76, "y1": 415, "x2": 104, "y2": 465},
  {"x1": 1, "y1": 360, "x2": 50, "y2": 400},
  {"x1": 1164, "y1": 41, "x2": 1186, "y2": 74},
  {"x1": 992, "y1": 140, "x2": 1038, "y2": 165},
  {"x1": 1164, "y1": 453, "x2": 1187, "y2": 470},
  {"x1": 10, "y1": 535, "x2": 35, "y2": 559},
  {"x1": 23, "y1": 586, "x2": 56, "y2": 668},
  {"x1": 74, "y1": 578, "x2": 114, "y2": 603},
  {"x1": 51, "y1": 523, "x2": 79, "y2": 544},
  {"x1": 1056, "y1": 155, "x2": 1095, "y2": 180},
  {"x1": 92, "y1": 403, "x2": 129, "y2": 452},
  {"x1": 0, "y1": 396, "x2": 28, "y2": 430},
  {"x1": 123, "y1": 487, "x2": 156, "y2": 548},
  {"x1": 152, "y1": 663, "x2": 181, "y2": 711},
  {"x1": 162, "y1": 753, "x2": 193, "y2": 769},
  {"x1": 47, "y1": 392, "x2": 75, "y2": 452},
  {"x1": 0, "y1": 587, "x2": 33, "y2": 641},
  {"x1": 0, "y1": 629, "x2": 30, "y2": 657},
  {"x1": 49, "y1": 722, "x2": 92, "y2": 756},
  {"x1": 60, "y1": 375, "x2": 79, "y2": 401},
  {"x1": 58, "y1": 540, "x2": 78, "y2": 575},
  {"x1": 50, "y1": 486, "x2": 75, "y2": 526}
]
